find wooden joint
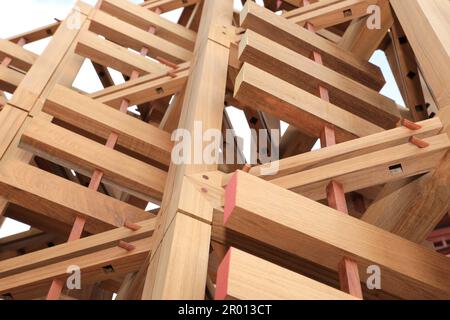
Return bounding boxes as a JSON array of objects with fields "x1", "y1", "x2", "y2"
[
  {"x1": 409, "y1": 136, "x2": 430, "y2": 148},
  {"x1": 118, "y1": 240, "x2": 136, "y2": 252},
  {"x1": 155, "y1": 56, "x2": 179, "y2": 70},
  {"x1": 398, "y1": 118, "x2": 422, "y2": 130},
  {"x1": 124, "y1": 220, "x2": 141, "y2": 231}
]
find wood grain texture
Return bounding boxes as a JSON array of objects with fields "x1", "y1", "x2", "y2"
[
  {"x1": 0, "y1": 161, "x2": 150, "y2": 234},
  {"x1": 234, "y1": 63, "x2": 384, "y2": 142},
  {"x1": 240, "y1": 1, "x2": 385, "y2": 90},
  {"x1": 20, "y1": 118, "x2": 167, "y2": 201},
  {"x1": 223, "y1": 170, "x2": 450, "y2": 299},
  {"x1": 44, "y1": 85, "x2": 173, "y2": 166},
  {"x1": 216, "y1": 248, "x2": 357, "y2": 300},
  {"x1": 238, "y1": 30, "x2": 400, "y2": 129}
]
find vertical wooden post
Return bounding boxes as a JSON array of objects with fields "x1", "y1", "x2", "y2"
[{"x1": 140, "y1": 0, "x2": 234, "y2": 300}]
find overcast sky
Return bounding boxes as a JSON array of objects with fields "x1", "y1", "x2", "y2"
[{"x1": 0, "y1": 0, "x2": 404, "y2": 238}]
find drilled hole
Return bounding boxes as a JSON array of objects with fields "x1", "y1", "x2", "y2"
[
  {"x1": 343, "y1": 9, "x2": 352, "y2": 17},
  {"x1": 156, "y1": 87, "x2": 164, "y2": 94},
  {"x1": 102, "y1": 265, "x2": 115, "y2": 274},
  {"x1": 389, "y1": 164, "x2": 403, "y2": 175}
]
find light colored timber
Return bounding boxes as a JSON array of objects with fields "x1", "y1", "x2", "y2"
[
  {"x1": 20, "y1": 118, "x2": 167, "y2": 201},
  {"x1": 271, "y1": 134, "x2": 450, "y2": 200},
  {"x1": 43, "y1": 85, "x2": 173, "y2": 166},
  {"x1": 0, "y1": 39, "x2": 38, "y2": 72},
  {"x1": 99, "y1": 0, "x2": 196, "y2": 51},
  {"x1": 215, "y1": 248, "x2": 357, "y2": 300},
  {"x1": 248, "y1": 118, "x2": 443, "y2": 180},
  {"x1": 0, "y1": 218, "x2": 156, "y2": 278},
  {"x1": 89, "y1": 10, "x2": 193, "y2": 63},
  {"x1": 240, "y1": 1, "x2": 385, "y2": 91},
  {"x1": 141, "y1": 0, "x2": 199, "y2": 13},
  {"x1": 0, "y1": 105, "x2": 27, "y2": 159},
  {"x1": 390, "y1": 0, "x2": 450, "y2": 108},
  {"x1": 141, "y1": 0, "x2": 234, "y2": 300},
  {"x1": 8, "y1": 21, "x2": 61, "y2": 44},
  {"x1": 238, "y1": 30, "x2": 400, "y2": 129},
  {"x1": 283, "y1": 0, "x2": 377, "y2": 30},
  {"x1": 8, "y1": 1, "x2": 91, "y2": 113},
  {"x1": 75, "y1": 31, "x2": 170, "y2": 77},
  {"x1": 234, "y1": 63, "x2": 384, "y2": 142},
  {"x1": 0, "y1": 237, "x2": 152, "y2": 300},
  {"x1": 90, "y1": 68, "x2": 189, "y2": 109},
  {"x1": 223, "y1": 171, "x2": 450, "y2": 300},
  {"x1": 338, "y1": 0, "x2": 393, "y2": 61},
  {"x1": 0, "y1": 65, "x2": 24, "y2": 93},
  {"x1": 0, "y1": 160, "x2": 150, "y2": 235}
]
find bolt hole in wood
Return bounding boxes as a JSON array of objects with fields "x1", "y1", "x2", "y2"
[
  {"x1": 102, "y1": 265, "x2": 115, "y2": 274},
  {"x1": 343, "y1": 9, "x2": 353, "y2": 17},
  {"x1": 389, "y1": 163, "x2": 403, "y2": 175},
  {"x1": 156, "y1": 87, "x2": 164, "y2": 94}
]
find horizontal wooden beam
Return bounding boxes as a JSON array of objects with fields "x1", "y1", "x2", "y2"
[
  {"x1": 0, "y1": 161, "x2": 150, "y2": 234},
  {"x1": 141, "y1": 0, "x2": 199, "y2": 13},
  {"x1": 216, "y1": 248, "x2": 357, "y2": 300},
  {"x1": 250, "y1": 118, "x2": 443, "y2": 180},
  {"x1": 44, "y1": 85, "x2": 173, "y2": 166},
  {"x1": 283, "y1": 0, "x2": 377, "y2": 30},
  {"x1": 0, "y1": 237, "x2": 152, "y2": 300},
  {"x1": 0, "y1": 219, "x2": 156, "y2": 278},
  {"x1": 223, "y1": 170, "x2": 450, "y2": 299},
  {"x1": 234, "y1": 63, "x2": 383, "y2": 142},
  {"x1": 99, "y1": 0, "x2": 196, "y2": 50},
  {"x1": 7, "y1": 21, "x2": 61, "y2": 44},
  {"x1": 91, "y1": 67, "x2": 189, "y2": 109},
  {"x1": 89, "y1": 10, "x2": 193, "y2": 63},
  {"x1": 0, "y1": 39, "x2": 38, "y2": 72},
  {"x1": 271, "y1": 134, "x2": 450, "y2": 200},
  {"x1": 0, "y1": 65, "x2": 24, "y2": 93},
  {"x1": 238, "y1": 30, "x2": 400, "y2": 129},
  {"x1": 20, "y1": 118, "x2": 167, "y2": 201},
  {"x1": 240, "y1": 1, "x2": 385, "y2": 91},
  {"x1": 75, "y1": 31, "x2": 170, "y2": 76}
]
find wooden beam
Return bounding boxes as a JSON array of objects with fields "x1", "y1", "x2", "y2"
[
  {"x1": 44, "y1": 85, "x2": 173, "y2": 166},
  {"x1": 238, "y1": 30, "x2": 400, "y2": 129},
  {"x1": 283, "y1": 0, "x2": 377, "y2": 30},
  {"x1": 20, "y1": 118, "x2": 167, "y2": 201},
  {"x1": 75, "y1": 31, "x2": 170, "y2": 77},
  {"x1": 338, "y1": 0, "x2": 393, "y2": 61},
  {"x1": 271, "y1": 134, "x2": 450, "y2": 200},
  {"x1": 235, "y1": 63, "x2": 384, "y2": 142},
  {"x1": 89, "y1": 10, "x2": 193, "y2": 63},
  {"x1": 215, "y1": 248, "x2": 357, "y2": 300},
  {"x1": 390, "y1": 0, "x2": 450, "y2": 109},
  {"x1": 141, "y1": 0, "x2": 234, "y2": 300},
  {"x1": 0, "y1": 237, "x2": 152, "y2": 300},
  {"x1": 0, "y1": 161, "x2": 150, "y2": 234},
  {"x1": 240, "y1": 1, "x2": 385, "y2": 91},
  {"x1": 8, "y1": 1, "x2": 91, "y2": 113},
  {"x1": 99, "y1": 0, "x2": 196, "y2": 50},
  {"x1": 8, "y1": 21, "x2": 60, "y2": 44},
  {"x1": 0, "y1": 65, "x2": 24, "y2": 93},
  {"x1": 0, "y1": 219, "x2": 156, "y2": 278},
  {"x1": 0, "y1": 39, "x2": 38, "y2": 72},
  {"x1": 90, "y1": 67, "x2": 189, "y2": 109},
  {"x1": 0, "y1": 105, "x2": 27, "y2": 159},
  {"x1": 223, "y1": 170, "x2": 450, "y2": 299},
  {"x1": 248, "y1": 118, "x2": 442, "y2": 180},
  {"x1": 141, "y1": 0, "x2": 200, "y2": 13}
]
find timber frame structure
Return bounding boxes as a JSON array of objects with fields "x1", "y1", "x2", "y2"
[{"x1": 0, "y1": 0, "x2": 449, "y2": 300}]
